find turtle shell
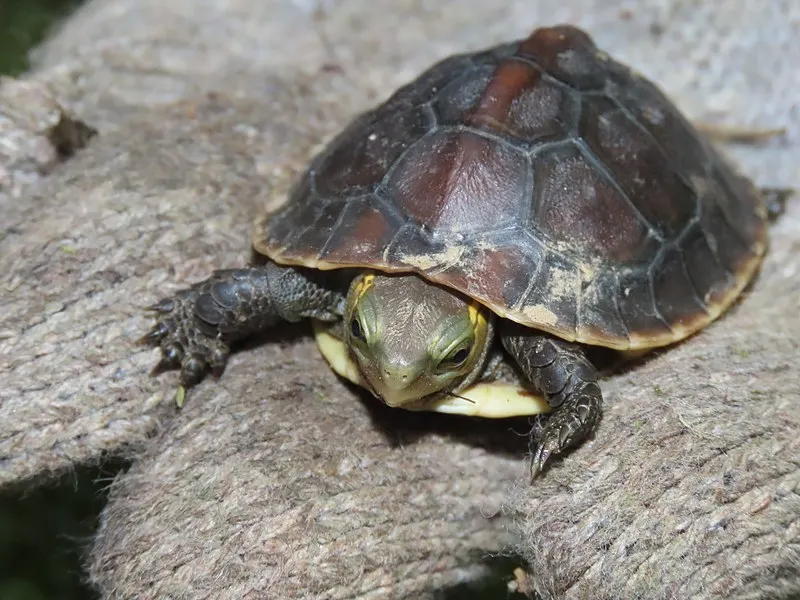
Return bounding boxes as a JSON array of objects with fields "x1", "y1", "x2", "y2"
[{"x1": 255, "y1": 25, "x2": 768, "y2": 351}]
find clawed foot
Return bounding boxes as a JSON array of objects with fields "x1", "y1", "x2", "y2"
[
  {"x1": 529, "y1": 383, "x2": 602, "y2": 480},
  {"x1": 138, "y1": 286, "x2": 231, "y2": 394}
]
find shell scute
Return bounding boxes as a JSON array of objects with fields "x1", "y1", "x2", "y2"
[
  {"x1": 517, "y1": 25, "x2": 606, "y2": 91},
  {"x1": 530, "y1": 142, "x2": 655, "y2": 264},
  {"x1": 606, "y1": 74, "x2": 712, "y2": 183},
  {"x1": 432, "y1": 60, "x2": 577, "y2": 144},
  {"x1": 578, "y1": 95, "x2": 698, "y2": 240},
  {"x1": 313, "y1": 105, "x2": 431, "y2": 198},
  {"x1": 386, "y1": 130, "x2": 528, "y2": 236}
]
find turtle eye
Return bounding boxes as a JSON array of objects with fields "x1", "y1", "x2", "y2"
[
  {"x1": 350, "y1": 318, "x2": 365, "y2": 341},
  {"x1": 440, "y1": 346, "x2": 470, "y2": 369}
]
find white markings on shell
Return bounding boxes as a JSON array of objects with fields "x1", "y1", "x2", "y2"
[
  {"x1": 521, "y1": 303, "x2": 558, "y2": 326},
  {"x1": 398, "y1": 244, "x2": 467, "y2": 272}
]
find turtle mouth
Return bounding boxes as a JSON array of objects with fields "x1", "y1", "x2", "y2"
[
  {"x1": 400, "y1": 389, "x2": 467, "y2": 411},
  {"x1": 362, "y1": 376, "x2": 435, "y2": 409},
  {"x1": 370, "y1": 386, "x2": 449, "y2": 410},
  {"x1": 360, "y1": 369, "x2": 462, "y2": 410}
]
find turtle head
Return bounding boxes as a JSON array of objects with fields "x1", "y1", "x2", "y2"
[{"x1": 344, "y1": 272, "x2": 492, "y2": 408}]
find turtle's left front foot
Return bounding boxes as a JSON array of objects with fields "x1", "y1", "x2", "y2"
[
  {"x1": 528, "y1": 380, "x2": 602, "y2": 479},
  {"x1": 502, "y1": 330, "x2": 603, "y2": 479}
]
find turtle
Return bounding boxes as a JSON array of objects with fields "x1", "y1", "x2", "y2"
[{"x1": 141, "y1": 24, "x2": 784, "y2": 477}]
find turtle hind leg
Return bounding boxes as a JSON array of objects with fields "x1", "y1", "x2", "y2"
[
  {"x1": 140, "y1": 262, "x2": 345, "y2": 391},
  {"x1": 501, "y1": 326, "x2": 602, "y2": 480},
  {"x1": 759, "y1": 187, "x2": 794, "y2": 223}
]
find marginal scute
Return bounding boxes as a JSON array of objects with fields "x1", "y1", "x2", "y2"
[
  {"x1": 522, "y1": 304, "x2": 559, "y2": 327},
  {"x1": 652, "y1": 246, "x2": 707, "y2": 326},
  {"x1": 318, "y1": 195, "x2": 401, "y2": 264},
  {"x1": 434, "y1": 241, "x2": 542, "y2": 312},
  {"x1": 616, "y1": 267, "x2": 672, "y2": 341},
  {"x1": 577, "y1": 272, "x2": 628, "y2": 343},
  {"x1": 678, "y1": 222, "x2": 733, "y2": 308},
  {"x1": 256, "y1": 25, "x2": 768, "y2": 350}
]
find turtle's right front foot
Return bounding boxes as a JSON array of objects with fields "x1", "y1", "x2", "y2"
[
  {"x1": 139, "y1": 280, "x2": 233, "y2": 388},
  {"x1": 139, "y1": 264, "x2": 346, "y2": 396}
]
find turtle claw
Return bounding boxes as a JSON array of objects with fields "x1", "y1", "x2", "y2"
[
  {"x1": 150, "y1": 344, "x2": 183, "y2": 375},
  {"x1": 180, "y1": 354, "x2": 208, "y2": 388},
  {"x1": 528, "y1": 431, "x2": 560, "y2": 481},
  {"x1": 529, "y1": 445, "x2": 551, "y2": 482},
  {"x1": 528, "y1": 383, "x2": 602, "y2": 482},
  {"x1": 138, "y1": 321, "x2": 171, "y2": 346},
  {"x1": 147, "y1": 298, "x2": 176, "y2": 313}
]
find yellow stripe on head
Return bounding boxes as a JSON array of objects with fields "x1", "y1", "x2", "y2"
[
  {"x1": 468, "y1": 301, "x2": 489, "y2": 332},
  {"x1": 347, "y1": 272, "x2": 376, "y2": 316},
  {"x1": 353, "y1": 273, "x2": 375, "y2": 302},
  {"x1": 467, "y1": 300, "x2": 490, "y2": 352}
]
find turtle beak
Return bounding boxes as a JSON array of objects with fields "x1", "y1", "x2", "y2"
[{"x1": 365, "y1": 359, "x2": 428, "y2": 408}]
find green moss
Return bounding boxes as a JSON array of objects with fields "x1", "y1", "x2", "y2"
[{"x1": 0, "y1": 0, "x2": 85, "y2": 76}]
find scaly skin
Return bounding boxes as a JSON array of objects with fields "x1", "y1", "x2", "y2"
[
  {"x1": 140, "y1": 263, "x2": 345, "y2": 386},
  {"x1": 501, "y1": 325, "x2": 603, "y2": 479}
]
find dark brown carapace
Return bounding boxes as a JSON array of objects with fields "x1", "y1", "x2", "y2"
[{"x1": 256, "y1": 25, "x2": 767, "y2": 351}]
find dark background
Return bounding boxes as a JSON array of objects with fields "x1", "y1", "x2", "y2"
[{"x1": 0, "y1": 0, "x2": 84, "y2": 75}]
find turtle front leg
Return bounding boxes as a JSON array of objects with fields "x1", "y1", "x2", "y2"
[
  {"x1": 501, "y1": 326, "x2": 602, "y2": 479},
  {"x1": 140, "y1": 262, "x2": 345, "y2": 389}
]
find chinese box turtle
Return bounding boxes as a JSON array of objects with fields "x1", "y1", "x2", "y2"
[{"x1": 142, "y1": 25, "x2": 778, "y2": 476}]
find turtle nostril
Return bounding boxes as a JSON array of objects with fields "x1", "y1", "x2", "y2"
[{"x1": 384, "y1": 368, "x2": 409, "y2": 380}]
